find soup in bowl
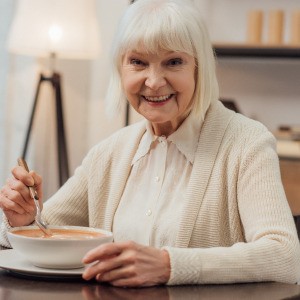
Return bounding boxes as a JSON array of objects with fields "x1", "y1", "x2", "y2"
[{"x1": 7, "y1": 225, "x2": 113, "y2": 269}]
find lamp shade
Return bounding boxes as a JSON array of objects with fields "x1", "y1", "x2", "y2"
[{"x1": 7, "y1": 0, "x2": 100, "y2": 59}]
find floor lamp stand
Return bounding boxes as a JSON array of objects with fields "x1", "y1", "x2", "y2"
[{"x1": 22, "y1": 72, "x2": 70, "y2": 186}]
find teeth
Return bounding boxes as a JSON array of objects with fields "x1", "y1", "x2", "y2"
[{"x1": 144, "y1": 95, "x2": 172, "y2": 102}]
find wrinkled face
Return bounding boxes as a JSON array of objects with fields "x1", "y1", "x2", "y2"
[{"x1": 121, "y1": 46, "x2": 196, "y2": 136}]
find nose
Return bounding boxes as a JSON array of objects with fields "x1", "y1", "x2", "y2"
[{"x1": 145, "y1": 67, "x2": 167, "y2": 90}]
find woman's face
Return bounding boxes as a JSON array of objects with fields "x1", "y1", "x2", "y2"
[{"x1": 121, "y1": 46, "x2": 196, "y2": 136}]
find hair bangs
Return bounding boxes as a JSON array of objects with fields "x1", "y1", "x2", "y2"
[{"x1": 119, "y1": 6, "x2": 194, "y2": 57}]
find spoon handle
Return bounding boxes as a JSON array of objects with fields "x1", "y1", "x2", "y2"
[{"x1": 17, "y1": 158, "x2": 52, "y2": 237}]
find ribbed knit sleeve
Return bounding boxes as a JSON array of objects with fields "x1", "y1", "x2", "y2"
[{"x1": 0, "y1": 215, "x2": 13, "y2": 248}]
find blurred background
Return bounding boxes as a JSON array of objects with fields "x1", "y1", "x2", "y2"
[{"x1": 0, "y1": 0, "x2": 300, "y2": 224}]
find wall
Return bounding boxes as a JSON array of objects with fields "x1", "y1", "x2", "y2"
[
  {"x1": 0, "y1": 0, "x2": 15, "y2": 222},
  {"x1": 0, "y1": 0, "x2": 13, "y2": 164},
  {"x1": 88, "y1": 0, "x2": 129, "y2": 146},
  {"x1": 196, "y1": 0, "x2": 300, "y2": 131},
  {"x1": 217, "y1": 59, "x2": 300, "y2": 131}
]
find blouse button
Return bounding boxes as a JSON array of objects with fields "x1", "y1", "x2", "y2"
[
  {"x1": 158, "y1": 136, "x2": 166, "y2": 146},
  {"x1": 155, "y1": 176, "x2": 160, "y2": 182},
  {"x1": 146, "y1": 209, "x2": 152, "y2": 216}
]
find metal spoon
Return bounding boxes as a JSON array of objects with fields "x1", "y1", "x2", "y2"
[{"x1": 17, "y1": 158, "x2": 52, "y2": 237}]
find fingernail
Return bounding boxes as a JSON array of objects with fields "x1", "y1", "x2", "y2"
[{"x1": 82, "y1": 273, "x2": 91, "y2": 281}]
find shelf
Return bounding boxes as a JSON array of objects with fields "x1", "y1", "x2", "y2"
[
  {"x1": 277, "y1": 140, "x2": 300, "y2": 160},
  {"x1": 213, "y1": 44, "x2": 300, "y2": 59}
]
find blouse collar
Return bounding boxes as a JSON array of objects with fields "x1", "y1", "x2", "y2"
[{"x1": 132, "y1": 113, "x2": 203, "y2": 165}]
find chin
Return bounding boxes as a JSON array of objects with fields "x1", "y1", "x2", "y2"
[{"x1": 144, "y1": 115, "x2": 169, "y2": 124}]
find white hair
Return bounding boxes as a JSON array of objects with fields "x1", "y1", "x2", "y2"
[{"x1": 105, "y1": 0, "x2": 219, "y2": 121}]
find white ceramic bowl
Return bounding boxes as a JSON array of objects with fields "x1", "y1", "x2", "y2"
[{"x1": 7, "y1": 225, "x2": 113, "y2": 269}]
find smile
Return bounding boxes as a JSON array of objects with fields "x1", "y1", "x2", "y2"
[{"x1": 143, "y1": 94, "x2": 174, "y2": 103}]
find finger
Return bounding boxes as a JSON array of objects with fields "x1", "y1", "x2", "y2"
[
  {"x1": 83, "y1": 243, "x2": 123, "y2": 264},
  {"x1": 6, "y1": 178, "x2": 32, "y2": 204},
  {"x1": 0, "y1": 185, "x2": 35, "y2": 214},
  {"x1": 82, "y1": 254, "x2": 123, "y2": 281},
  {"x1": 29, "y1": 171, "x2": 42, "y2": 187},
  {"x1": 29, "y1": 171, "x2": 43, "y2": 201},
  {"x1": 96, "y1": 265, "x2": 136, "y2": 283},
  {"x1": 0, "y1": 198, "x2": 26, "y2": 215},
  {"x1": 11, "y1": 167, "x2": 42, "y2": 202},
  {"x1": 12, "y1": 166, "x2": 35, "y2": 187},
  {"x1": 109, "y1": 276, "x2": 144, "y2": 288}
]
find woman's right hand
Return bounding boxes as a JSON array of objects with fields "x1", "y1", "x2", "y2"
[{"x1": 0, "y1": 166, "x2": 43, "y2": 227}]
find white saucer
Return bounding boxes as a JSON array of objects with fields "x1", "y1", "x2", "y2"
[{"x1": 0, "y1": 249, "x2": 85, "y2": 279}]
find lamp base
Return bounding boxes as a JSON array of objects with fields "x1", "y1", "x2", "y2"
[{"x1": 22, "y1": 72, "x2": 69, "y2": 187}]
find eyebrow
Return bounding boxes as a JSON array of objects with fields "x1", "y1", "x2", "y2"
[{"x1": 128, "y1": 49, "x2": 177, "y2": 55}]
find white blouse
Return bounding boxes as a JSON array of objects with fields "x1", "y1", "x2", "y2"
[{"x1": 113, "y1": 114, "x2": 202, "y2": 247}]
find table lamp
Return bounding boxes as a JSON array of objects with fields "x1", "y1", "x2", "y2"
[{"x1": 7, "y1": 0, "x2": 100, "y2": 186}]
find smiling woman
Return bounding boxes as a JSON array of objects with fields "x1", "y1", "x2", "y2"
[
  {"x1": 106, "y1": 0, "x2": 219, "y2": 122},
  {"x1": 121, "y1": 48, "x2": 196, "y2": 136},
  {"x1": 0, "y1": 0, "x2": 300, "y2": 288}
]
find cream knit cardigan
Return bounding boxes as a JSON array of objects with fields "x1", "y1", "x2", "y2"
[{"x1": 1, "y1": 101, "x2": 300, "y2": 285}]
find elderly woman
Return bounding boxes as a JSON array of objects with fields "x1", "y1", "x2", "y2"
[{"x1": 0, "y1": 0, "x2": 299, "y2": 287}]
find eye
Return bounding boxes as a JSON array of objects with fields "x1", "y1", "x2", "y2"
[
  {"x1": 130, "y1": 58, "x2": 146, "y2": 66},
  {"x1": 167, "y1": 58, "x2": 183, "y2": 66}
]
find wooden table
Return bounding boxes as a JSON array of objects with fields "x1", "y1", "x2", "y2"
[{"x1": 1, "y1": 269, "x2": 300, "y2": 300}]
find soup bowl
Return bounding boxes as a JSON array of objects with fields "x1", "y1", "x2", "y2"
[{"x1": 7, "y1": 225, "x2": 113, "y2": 269}]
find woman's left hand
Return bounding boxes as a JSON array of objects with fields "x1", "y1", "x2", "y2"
[{"x1": 82, "y1": 241, "x2": 170, "y2": 287}]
